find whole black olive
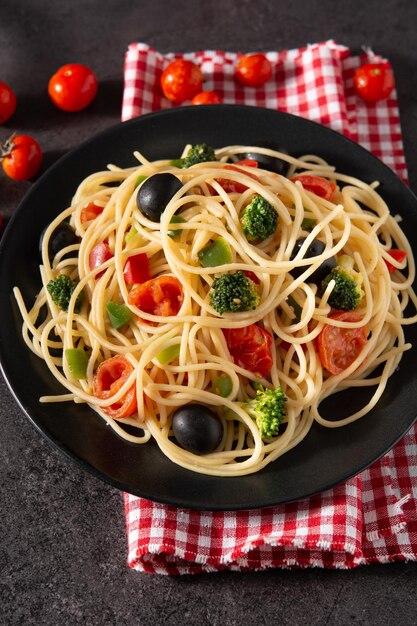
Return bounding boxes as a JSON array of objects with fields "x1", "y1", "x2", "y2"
[
  {"x1": 172, "y1": 403, "x2": 223, "y2": 455},
  {"x1": 137, "y1": 173, "x2": 182, "y2": 222},
  {"x1": 289, "y1": 237, "x2": 336, "y2": 285},
  {"x1": 39, "y1": 221, "x2": 80, "y2": 262},
  {"x1": 237, "y1": 140, "x2": 289, "y2": 175}
]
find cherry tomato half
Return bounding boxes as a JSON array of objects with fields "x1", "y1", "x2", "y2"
[
  {"x1": 223, "y1": 324, "x2": 273, "y2": 378},
  {"x1": 191, "y1": 90, "x2": 222, "y2": 105},
  {"x1": 93, "y1": 355, "x2": 137, "y2": 419},
  {"x1": 235, "y1": 53, "x2": 273, "y2": 88},
  {"x1": 353, "y1": 63, "x2": 395, "y2": 103},
  {"x1": 215, "y1": 159, "x2": 259, "y2": 193},
  {"x1": 48, "y1": 63, "x2": 98, "y2": 112},
  {"x1": 290, "y1": 175, "x2": 337, "y2": 202},
  {"x1": 0, "y1": 81, "x2": 17, "y2": 124},
  {"x1": 128, "y1": 275, "x2": 184, "y2": 323},
  {"x1": 1, "y1": 134, "x2": 42, "y2": 181},
  {"x1": 160, "y1": 59, "x2": 203, "y2": 103},
  {"x1": 316, "y1": 312, "x2": 367, "y2": 376}
]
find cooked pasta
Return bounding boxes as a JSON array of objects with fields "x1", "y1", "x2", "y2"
[{"x1": 14, "y1": 144, "x2": 417, "y2": 476}]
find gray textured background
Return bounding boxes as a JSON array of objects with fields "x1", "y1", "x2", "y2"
[{"x1": 1, "y1": 1, "x2": 417, "y2": 624}]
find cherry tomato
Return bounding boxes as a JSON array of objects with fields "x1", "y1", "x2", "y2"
[
  {"x1": 191, "y1": 90, "x2": 222, "y2": 105},
  {"x1": 384, "y1": 249, "x2": 407, "y2": 272},
  {"x1": 215, "y1": 159, "x2": 259, "y2": 193},
  {"x1": 1, "y1": 134, "x2": 42, "y2": 181},
  {"x1": 48, "y1": 63, "x2": 98, "y2": 112},
  {"x1": 128, "y1": 275, "x2": 184, "y2": 323},
  {"x1": 353, "y1": 62, "x2": 395, "y2": 103},
  {"x1": 80, "y1": 202, "x2": 104, "y2": 224},
  {"x1": 0, "y1": 81, "x2": 17, "y2": 124},
  {"x1": 290, "y1": 175, "x2": 337, "y2": 202},
  {"x1": 89, "y1": 242, "x2": 113, "y2": 278},
  {"x1": 123, "y1": 253, "x2": 150, "y2": 285},
  {"x1": 223, "y1": 324, "x2": 273, "y2": 378},
  {"x1": 235, "y1": 53, "x2": 272, "y2": 88},
  {"x1": 160, "y1": 59, "x2": 203, "y2": 103},
  {"x1": 316, "y1": 312, "x2": 367, "y2": 376},
  {"x1": 93, "y1": 355, "x2": 137, "y2": 419}
]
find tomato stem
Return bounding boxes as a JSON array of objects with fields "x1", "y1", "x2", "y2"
[{"x1": 0, "y1": 133, "x2": 16, "y2": 159}]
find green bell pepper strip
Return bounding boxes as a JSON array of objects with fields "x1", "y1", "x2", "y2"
[
  {"x1": 169, "y1": 158, "x2": 185, "y2": 168},
  {"x1": 167, "y1": 215, "x2": 185, "y2": 239},
  {"x1": 157, "y1": 343, "x2": 181, "y2": 364},
  {"x1": 287, "y1": 295, "x2": 303, "y2": 323},
  {"x1": 212, "y1": 374, "x2": 233, "y2": 397},
  {"x1": 106, "y1": 301, "x2": 132, "y2": 329},
  {"x1": 134, "y1": 175, "x2": 148, "y2": 189},
  {"x1": 198, "y1": 237, "x2": 233, "y2": 267},
  {"x1": 65, "y1": 348, "x2": 89, "y2": 379},
  {"x1": 125, "y1": 226, "x2": 138, "y2": 242},
  {"x1": 300, "y1": 217, "x2": 317, "y2": 231}
]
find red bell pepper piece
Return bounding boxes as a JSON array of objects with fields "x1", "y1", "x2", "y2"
[
  {"x1": 123, "y1": 253, "x2": 150, "y2": 285},
  {"x1": 89, "y1": 242, "x2": 113, "y2": 279}
]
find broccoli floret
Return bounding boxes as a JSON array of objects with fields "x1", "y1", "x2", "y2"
[
  {"x1": 47, "y1": 274, "x2": 83, "y2": 313},
  {"x1": 243, "y1": 386, "x2": 287, "y2": 439},
  {"x1": 240, "y1": 195, "x2": 278, "y2": 243},
  {"x1": 321, "y1": 255, "x2": 364, "y2": 311},
  {"x1": 181, "y1": 143, "x2": 217, "y2": 168},
  {"x1": 210, "y1": 271, "x2": 260, "y2": 314}
]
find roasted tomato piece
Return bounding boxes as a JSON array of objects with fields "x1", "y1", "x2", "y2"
[
  {"x1": 316, "y1": 311, "x2": 367, "y2": 375},
  {"x1": 92, "y1": 355, "x2": 137, "y2": 419},
  {"x1": 80, "y1": 202, "x2": 104, "y2": 223},
  {"x1": 128, "y1": 275, "x2": 184, "y2": 322},
  {"x1": 215, "y1": 159, "x2": 259, "y2": 193},
  {"x1": 223, "y1": 323, "x2": 273, "y2": 377},
  {"x1": 290, "y1": 175, "x2": 337, "y2": 201}
]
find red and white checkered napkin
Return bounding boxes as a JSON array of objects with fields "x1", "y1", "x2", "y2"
[{"x1": 122, "y1": 40, "x2": 417, "y2": 574}]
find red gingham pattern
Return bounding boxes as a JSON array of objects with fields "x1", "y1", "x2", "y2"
[{"x1": 122, "y1": 40, "x2": 417, "y2": 574}]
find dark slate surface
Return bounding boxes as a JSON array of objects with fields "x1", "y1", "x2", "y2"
[{"x1": 1, "y1": 1, "x2": 417, "y2": 624}]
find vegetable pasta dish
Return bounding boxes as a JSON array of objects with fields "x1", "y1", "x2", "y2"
[{"x1": 14, "y1": 142, "x2": 417, "y2": 476}]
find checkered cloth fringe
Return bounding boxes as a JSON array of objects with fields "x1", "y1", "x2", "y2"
[{"x1": 122, "y1": 40, "x2": 417, "y2": 574}]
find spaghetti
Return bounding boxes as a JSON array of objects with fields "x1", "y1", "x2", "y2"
[{"x1": 14, "y1": 144, "x2": 417, "y2": 476}]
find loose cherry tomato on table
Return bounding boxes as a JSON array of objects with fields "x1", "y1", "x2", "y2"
[
  {"x1": 223, "y1": 324, "x2": 273, "y2": 378},
  {"x1": 316, "y1": 311, "x2": 367, "y2": 376},
  {"x1": 290, "y1": 175, "x2": 337, "y2": 202},
  {"x1": 353, "y1": 63, "x2": 395, "y2": 103},
  {"x1": 93, "y1": 355, "x2": 137, "y2": 419},
  {"x1": 1, "y1": 134, "x2": 42, "y2": 180},
  {"x1": 191, "y1": 90, "x2": 222, "y2": 105},
  {"x1": 160, "y1": 59, "x2": 203, "y2": 103},
  {"x1": 215, "y1": 159, "x2": 259, "y2": 193},
  {"x1": 128, "y1": 275, "x2": 184, "y2": 323},
  {"x1": 48, "y1": 63, "x2": 98, "y2": 112},
  {"x1": 0, "y1": 81, "x2": 17, "y2": 124},
  {"x1": 235, "y1": 53, "x2": 273, "y2": 88}
]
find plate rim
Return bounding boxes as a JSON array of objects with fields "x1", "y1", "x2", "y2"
[{"x1": 1, "y1": 104, "x2": 417, "y2": 510}]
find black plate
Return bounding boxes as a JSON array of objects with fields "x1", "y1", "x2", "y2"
[{"x1": 1, "y1": 105, "x2": 417, "y2": 510}]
